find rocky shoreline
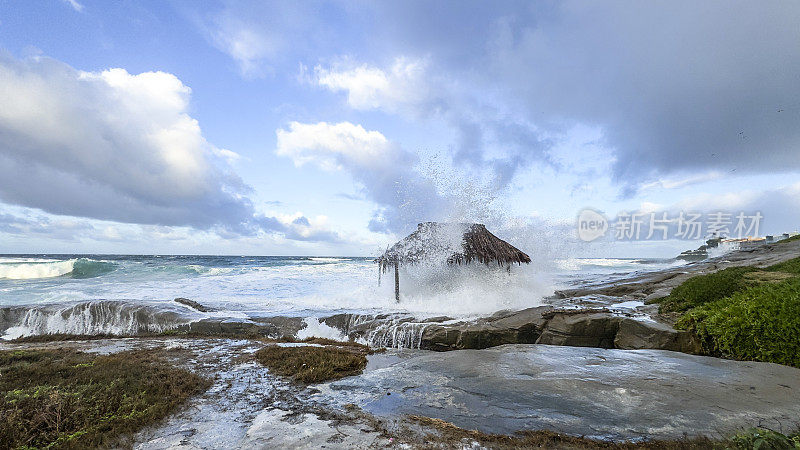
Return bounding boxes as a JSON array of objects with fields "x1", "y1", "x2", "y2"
[
  {"x1": 6, "y1": 240, "x2": 796, "y2": 358},
  {"x1": 170, "y1": 240, "x2": 800, "y2": 357},
  {"x1": 3, "y1": 241, "x2": 800, "y2": 448}
]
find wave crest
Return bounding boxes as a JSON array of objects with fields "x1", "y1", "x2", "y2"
[
  {"x1": 0, "y1": 300, "x2": 192, "y2": 340},
  {"x1": 0, "y1": 258, "x2": 116, "y2": 280}
]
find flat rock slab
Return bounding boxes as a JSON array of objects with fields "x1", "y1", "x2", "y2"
[{"x1": 327, "y1": 344, "x2": 800, "y2": 441}]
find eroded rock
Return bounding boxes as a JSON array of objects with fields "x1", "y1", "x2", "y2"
[
  {"x1": 413, "y1": 307, "x2": 703, "y2": 355},
  {"x1": 174, "y1": 297, "x2": 215, "y2": 313},
  {"x1": 419, "y1": 306, "x2": 552, "y2": 351},
  {"x1": 329, "y1": 344, "x2": 800, "y2": 440},
  {"x1": 614, "y1": 318, "x2": 702, "y2": 354},
  {"x1": 535, "y1": 311, "x2": 621, "y2": 348}
]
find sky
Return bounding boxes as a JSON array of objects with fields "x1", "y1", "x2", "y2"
[{"x1": 0, "y1": 0, "x2": 798, "y2": 257}]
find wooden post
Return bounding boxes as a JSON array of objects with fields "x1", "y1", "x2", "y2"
[{"x1": 394, "y1": 259, "x2": 400, "y2": 303}]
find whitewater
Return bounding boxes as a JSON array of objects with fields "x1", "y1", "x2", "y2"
[{"x1": 0, "y1": 254, "x2": 685, "y2": 341}]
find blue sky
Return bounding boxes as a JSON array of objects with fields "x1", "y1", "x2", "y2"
[{"x1": 0, "y1": 1, "x2": 798, "y2": 257}]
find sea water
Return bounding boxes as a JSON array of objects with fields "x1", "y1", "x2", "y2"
[{"x1": 0, "y1": 254, "x2": 685, "y2": 340}]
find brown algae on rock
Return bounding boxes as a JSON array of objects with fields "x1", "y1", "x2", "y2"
[{"x1": 255, "y1": 344, "x2": 368, "y2": 383}]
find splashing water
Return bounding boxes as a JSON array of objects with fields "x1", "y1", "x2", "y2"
[
  {"x1": 296, "y1": 317, "x2": 346, "y2": 341},
  {"x1": 0, "y1": 254, "x2": 679, "y2": 341}
]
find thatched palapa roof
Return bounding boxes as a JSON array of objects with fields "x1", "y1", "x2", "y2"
[{"x1": 376, "y1": 222, "x2": 531, "y2": 272}]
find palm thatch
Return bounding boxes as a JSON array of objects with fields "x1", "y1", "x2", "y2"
[{"x1": 376, "y1": 222, "x2": 531, "y2": 273}]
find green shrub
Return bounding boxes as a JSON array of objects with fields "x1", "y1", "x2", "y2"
[
  {"x1": 766, "y1": 256, "x2": 800, "y2": 275},
  {"x1": 677, "y1": 277, "x2": 800, "y2": 368},
  {"x1": 0, "y1": 349, "x2": 209, "y2": 449},
  {"x1": 659, "y1": 267, "x2": 758, "y2": 312},
  {"x1": 728, "y1": 428, "x2": 800, "y2": 449}
]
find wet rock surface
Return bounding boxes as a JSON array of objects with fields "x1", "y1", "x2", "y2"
[
  {"x1": 178, "y1": 315, "x2": 306, "y2": 338},
  {"x1": 328, "y1": 344, "x2": 800, "y2": 440},
  {"x1": 535, "y1": 310, "x2": 621, "y2": 348},
  {"x1": 419, "y1": 306, "x2": 551, "y2": 351},
  {"x1": 614, "y1": 316, "x2": 702, "y2": 353},
  {"x1": 414, "y1": 308, "x2": 701, "y2": 354},
  {"x1": 4, "y1": 336, "x2": 799, "y2": 445},
  {"x1": 174, "y1": 297, "x2": 216, "y2": 312}
]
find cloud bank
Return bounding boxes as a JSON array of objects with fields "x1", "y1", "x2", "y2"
[
  {"x1": 214, "y1": 1, "x2": 800, "y2": 198},
  {"x1": 0, "y1": 53, "x2": 345, "y2": 242},
  {"x1": 0, "y1": 53, "x2": 268, "y2": 232},
  {"x1": 363, "y1": 1, "x2": 800, "y2": 193}
]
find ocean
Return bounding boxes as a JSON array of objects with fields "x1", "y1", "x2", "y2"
[{"x1": 0, "y1": 254, "x2": 685, "y2": 341}]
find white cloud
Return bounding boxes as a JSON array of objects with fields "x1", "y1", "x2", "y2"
[
  {"x1": 313, "y1": 56, "x2": 552, "y2": 189},
  {"x1": 275, "y1": 212, "x2": 340, "y2": 242},
  {"x1": 276, "y1": 121, "x2": 393, "y2": 171},
  {"x1": 314, "y1": 57, "x2": 431, "y2": 113},
  {"x1": 640, "y1": 172, "x2": 724, "y2": 191},
  {"x1": 62, "y1": 0, "x2": 83, "y2": 12},
  {"x1": 0, "y1": 53, "x2": 265, "y2": 233},
  {"x1": 656, "y1": 181, "x2": 800, "y2": 235},
  {"x1": 273, "y1": 120, "x2": 538, "y2": 234},
  {"x1": 210, "y1": 26, "x2": 278, "y2": 77},
  {"x1": 202, "y1": 1, "x2": 336, "y2": 78}
]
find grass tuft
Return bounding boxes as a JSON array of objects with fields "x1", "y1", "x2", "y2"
[
  {"x1": 0, "y1": 349, "x2": 209, "y2": 449},
  {"x1": 255, "y1": 345, "x2": 367, "y2": 383}
]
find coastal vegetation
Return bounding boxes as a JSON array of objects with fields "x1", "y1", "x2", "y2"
[
  {"x1": 677, "y1": 277, "x2": 800, "y2": 367},
  {"x1": 255, "y1": 344, "x2": 368, "y2": 383},
  {"x1": 657, "y1": 266, "x2": 759, "y2": 312},
  {"x1": 658, "y1": 257, "x2": 800, "y2": 368},
  {"x1": 0, "y1": 349, "x2": 209, "y2": 449}
]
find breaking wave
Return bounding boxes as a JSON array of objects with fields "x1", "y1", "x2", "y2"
[
  {"x1": 0, "y1": 258, "x2": 116, "y2": 280},
  {"x1": 302, "y1": 314, "x2": 435, "y2": 349},
  {"x1": 0, "y1": 300, "x2": 193, "y2": 340}
]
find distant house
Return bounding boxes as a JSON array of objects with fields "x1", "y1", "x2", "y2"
[{"x1": 719, "y1": 237, "x2": 766, "y2": 252}]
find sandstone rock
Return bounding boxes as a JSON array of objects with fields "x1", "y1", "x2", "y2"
[
  {"x1": 184, "y1": 316, "x2": 304, "y2": 338},
  {"x1": 174, "y1": 297, "x2": 215, "y2": 312},
  {"x1": 643, "y1": 288, "x2": 671, "y2": 304},
  {"x1": 186, "y1": 319, "x2": 264, "y2": 337},
  {"x1": 420, "y1": 306, "x2": 551, "y2": 351},
  {"x1": 535, "y1": 312, "x2": 621, "y2": 348},
  {"x1": 614, "y1": 318, "x2": 702, "y2": 354},
  {"x1": 331, "y1": 344, "x2": 800, "y2": 440}
]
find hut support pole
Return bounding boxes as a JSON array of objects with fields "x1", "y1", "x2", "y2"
[{"x1": 394, "y1": 261, "x2": 400, "y2": 303}]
